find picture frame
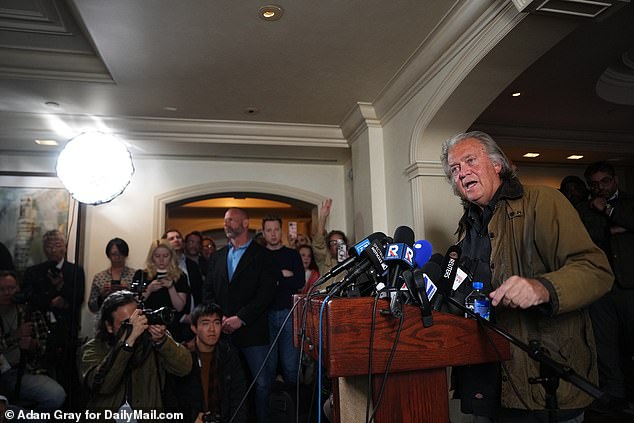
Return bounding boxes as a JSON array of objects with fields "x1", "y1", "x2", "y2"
[{"x1": 0, "y1": 171, "x2": 76, "y2": 274}]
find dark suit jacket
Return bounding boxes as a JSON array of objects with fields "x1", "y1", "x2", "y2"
[
  {"x1": 186, "y1": 257, "x2": 204, "y2": 306},
  {"x1": 23, "y1": 259, "x2": 85, "y2": 335},
  {"x1": 203, "y1": 241, "x2": 276, "y2": 347}
]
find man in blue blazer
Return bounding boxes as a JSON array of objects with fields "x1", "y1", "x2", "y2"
[{"x1": 203, "y1": 207, "x2": 277, "y2": 423}]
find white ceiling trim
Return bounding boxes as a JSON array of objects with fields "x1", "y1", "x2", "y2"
[
  {"x1": 371, "y1": 0, "x2": 503, "y2": 125},
  {"x1": 0, "y1": 47, "x2": 113, "y2": 82},
  {"x1": 340, "y1": 102, "x2": 381, "y2": 143},
  {"x1": 474, "y1": 123, "x2": 634, "y2": 152},
  {"x1": 407, "y1": 2, "x2": 525, "y2": 163},
  {"x1": 0, "y1": 111, "x2": 348, "y2": 149}
]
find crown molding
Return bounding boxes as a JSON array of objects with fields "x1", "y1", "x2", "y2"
[
  {"x1": 0, "y1": 111, "x2": 348, "y2": 149},
  {"x1": 471, "y1": 123, "x2": 634, "y2": 152},
  {"x1": 405, "y1": 160, "x2": 446, "y2": 180},
  {"x1": 340, "y1": 102, "x2": 381, "y2": 144},
  {"x1": 0, "y1": 0, "x2": 112, "y2": 83},
  {"x1": 373, "y1": 0, "x2": 509, "y2": 125}
]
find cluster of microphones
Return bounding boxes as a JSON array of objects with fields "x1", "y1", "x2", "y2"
[{"x1": 311, "y1": 226, "x2": 475, "y2": 327}]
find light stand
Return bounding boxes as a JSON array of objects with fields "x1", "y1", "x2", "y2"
[{"x1": 55, "y1": 131, "x2": 134, "y2": 407}]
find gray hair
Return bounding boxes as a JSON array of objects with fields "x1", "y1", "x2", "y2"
[
  {"x1": 42, "y1": 229, "x2": 66, "y2": 244},
  {"x1": 440, "y1": 131, "x2": 516, "y2": 194}
]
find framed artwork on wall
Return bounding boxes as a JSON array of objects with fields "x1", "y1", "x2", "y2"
[{"x1": 0, "y1": 172, "x2": 74, "y2": 274}]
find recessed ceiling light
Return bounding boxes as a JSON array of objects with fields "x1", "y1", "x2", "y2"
[
  {"x1": 163, "y1": 106, "x2": 177, "y2": 112},
  {"x1": 245, "y1": 107, "x2": 259, "y2": 115},
  {"x1": 259, "y1": 5, "x2": 283, "y2": 21},
  {"x1": 511, "y1": 92, "x2": 521, "y2": 97},
  {"x1": 523, "y1": 152, "x2": 540, "y2": 158},
  {"x1": 35, "y1": 139, "x2": 59, "y2": 146},
  {"x1": 567, "y1": 155, "x2": 584, "y2": 160}
]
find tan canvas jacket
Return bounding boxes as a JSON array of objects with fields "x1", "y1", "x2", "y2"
[{"x1": 483, "y1": 183, "x2": 613, "y2": 410}]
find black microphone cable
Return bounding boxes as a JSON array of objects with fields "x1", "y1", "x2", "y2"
[
  {"x1": 365, "y1": 293, "x2": 381, "y2": 423},
  {"x1": 368, "y1": 307, "x2": 405, "y2": 423},
  {"x1": 228, "y1": 298, "x2": 301, "y2": 423}
]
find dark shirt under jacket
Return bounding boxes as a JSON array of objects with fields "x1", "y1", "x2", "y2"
[
  {"x1": 165, "y1": 340, "x2": 247, "y2": 423},
  {"x1": 268, "y1": 246, "x2": 304, "y2": 310},
  {"x1": 452, "y1": 183, "x2": 504, "y2": 419},
  {"x1": 22, "y1": 259, "x2": 85, "y2": 332},
  {"x1": 186, "y1": 257, "x2": 204, "y2": 306},
  {"x1": 22, "y1": 259, "x2": 85, "y2": 395},
  {"x1": 203, "y1": 241, "x2": 277, "y2": 348},
  {"x1": 576, "y1": 189, "x2": 634, "y2": 289}
]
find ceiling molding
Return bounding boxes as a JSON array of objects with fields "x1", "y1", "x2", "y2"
[
  {"x1": 0, "y1": 111, "x2": 349, "y2": 149},
  {"x1": 404, "y1": 161, "x2": 446, "y2": 180},
  {"x1": 372, "y1": 0, "x2": 505, "y2": 125},
  {"x1": 0, "y1": 0, "x2": 68, "y2": 34},
  {"x1": 596, "y1": 51, "x2": 634, "y2": 106},
  {"x1": 472, "y1": 123, "x2": 634, "y2": 152},
  {"x1": 340, "y1": 102, "x2": 381, "y2": 143},
  {"x1": 0, "y1": 47, "x2": 114, "y2": 82},
  {"x1": 408, "y1": 2, "x2": 525, "y2": 163},
  {"x1": 0, "y1": 0, "x2": 112, "y2": 82}
]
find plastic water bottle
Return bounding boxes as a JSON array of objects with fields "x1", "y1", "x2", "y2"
[{"x1": 464, "y1": 281, "x2": 491, "y2": 320}]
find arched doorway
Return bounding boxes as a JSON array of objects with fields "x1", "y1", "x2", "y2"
[{"x1": 165, "y1": 192, "x2": 315, "y2": 248}]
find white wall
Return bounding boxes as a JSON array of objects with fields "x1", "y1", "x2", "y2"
[{"x1": 4, "y1": 155, "x2": 349, "y2": 337}]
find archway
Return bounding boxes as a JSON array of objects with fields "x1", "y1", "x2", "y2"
[{"x1": 153, "y1": 181, "x2": 327, "y2": 247}]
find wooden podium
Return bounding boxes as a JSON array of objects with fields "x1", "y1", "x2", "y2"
[{"x1": 294, "y1": 295, "x2": 511, "y2": 423}]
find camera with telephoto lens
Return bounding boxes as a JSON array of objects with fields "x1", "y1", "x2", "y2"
[
  {"x1": 140, "y1": 306, "x2": 174, "y2": 326},
  {"x1": 129, "y1": 274, "x2": 175, "y2": 325}
]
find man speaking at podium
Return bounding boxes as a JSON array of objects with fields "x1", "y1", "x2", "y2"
[{"x1": 440, "y1": 131, "x2": 613, "y2": 422}]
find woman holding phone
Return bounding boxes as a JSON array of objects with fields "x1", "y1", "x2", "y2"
[
  {"x1": 88, "y1": 237, "x2": 135, "y2": 312},
  {"x1": 131, "y1": 239, "x2": 189, "y2": 340}
]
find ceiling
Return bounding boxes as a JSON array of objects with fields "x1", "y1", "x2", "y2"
[
  {"x1": 0, "y1": 0, "x2": 633, "y2": 167},
  {"x1": 472, "y1": 1, "x2": 634, "y2": 168}
]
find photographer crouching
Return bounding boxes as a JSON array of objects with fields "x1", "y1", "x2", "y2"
[{"x1": 79, "y1": 290, "x2": 191, "y2": 416}]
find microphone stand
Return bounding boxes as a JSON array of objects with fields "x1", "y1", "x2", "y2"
[{"x1": 445, "y1": 296, "x2": 606, "y2": 422}]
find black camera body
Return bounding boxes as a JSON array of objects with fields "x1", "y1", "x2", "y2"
[
  {"x1": 129, "y1": 276, "x2": 146, "y2": 298},
  {"x1": 141, "y1": 306, "x2": 174, "y2": 326},
  {"x1": 128, "y1": 273, "x2": 175, "y2": 326}
]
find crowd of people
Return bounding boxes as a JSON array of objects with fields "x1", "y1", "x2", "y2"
[
  {"x1": 0, "y1": 205, "x2": 345, "y2": 422},
  {"x1": 0, "y1": 131, "x2": 632, "y2": 422}
]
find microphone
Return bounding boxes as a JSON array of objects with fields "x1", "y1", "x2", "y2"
[
  {"x1": 384, "y1": 226, "x2": 415, "y2": 289},
  {"x1": 315, "y1": 232, "x2": 388, "y2": 285},
  {"x1": 413, "y1": 239, "x2": 433, "y2": 269},
  {"x1": 416, "y1": 261, "x2": 441, "y2": 326},
  {"x1": 445, "y1": 256, "x2": 474, "y2": 315},
  {"x1": 432, "y1": 246, "x2": 461, "y2": 311},
  {"x1": 451, "y1": 256, "x2": 473, "y2": 294},
  {"x1": 383, "y1": 226, "x2": 415, "y2": 318},
  {"x1": 402, "y1": 266, "x2": 435, "y2": 327},
  {"x1": 329, "y1": 239, "x2": 388, "y2": 296}
]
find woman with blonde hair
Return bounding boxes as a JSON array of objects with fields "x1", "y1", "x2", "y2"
[{"x1": 131, "y1": 239, "x2": 189, "y2": 339}]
